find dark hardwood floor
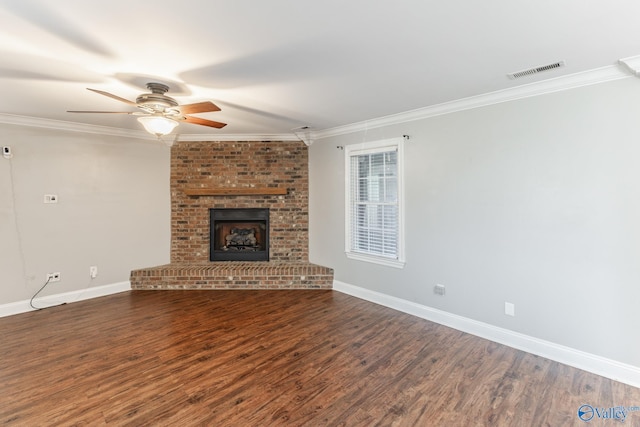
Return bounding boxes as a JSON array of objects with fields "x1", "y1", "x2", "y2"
[{"x1": 1, "y1": 290, "x2": 638, "y2": 426}]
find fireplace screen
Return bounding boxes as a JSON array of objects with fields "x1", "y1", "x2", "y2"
[{"x1": 210, "y1": 208, "x2": 269, "y2": 261}]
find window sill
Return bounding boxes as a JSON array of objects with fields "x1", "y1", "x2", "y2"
[{"x1": 345, "y1": 252, "x2": 405, "y2": 269}]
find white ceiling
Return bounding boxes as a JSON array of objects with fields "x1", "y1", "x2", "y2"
[{"x1": 2, "y1": 0, "x2": 640, "y2": 139}]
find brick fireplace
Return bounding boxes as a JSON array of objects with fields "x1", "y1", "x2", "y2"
[{"x1": 130, "y1": 140, "x2": 333, "y2": 289}]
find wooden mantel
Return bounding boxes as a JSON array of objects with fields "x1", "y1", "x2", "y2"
[{"x1": 184, "y1": 187, "x2": 288, "y2": 196}]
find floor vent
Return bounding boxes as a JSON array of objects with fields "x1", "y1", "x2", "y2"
[{"x1": 507, "y1": 61, "x2": 565, "y2": 79}]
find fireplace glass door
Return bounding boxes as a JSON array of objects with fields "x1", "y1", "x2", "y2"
[{"x1": 210, "y1": 208, "x2": 269, "y2": 261}]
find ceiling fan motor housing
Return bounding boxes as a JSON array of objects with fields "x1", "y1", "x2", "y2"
[{"x1": 136, "y1": 82, "x2": 179, "y2": 112}]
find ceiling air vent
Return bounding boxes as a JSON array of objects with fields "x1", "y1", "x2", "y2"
[{"x1": 507, "y1": 61, "x2": 565, "y2": 80}]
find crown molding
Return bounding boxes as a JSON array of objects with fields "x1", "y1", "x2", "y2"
[
  {"x1": 315, "y1": 64, "x2": 632, "y2": 140},
  {"x1": 175, "y1": 133, "x2": 301, "y2": 142},
  {"x1": 0, "y1": 113, "x2": 156, "y2": 140},
  {"x1": 1, "y1": 64, "x2": 633, "y2": 144},
  {"x1": 619, "y1": 55, "x2": 640, "y2": 76},
  {"x1": 0, "y1": 113, "x2": 304, "y2": 143}
]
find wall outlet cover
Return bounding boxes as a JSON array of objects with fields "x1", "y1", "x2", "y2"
[
  {"x1": 505, "y1": 302, "x2": 515, "y2": 316},
  {"x1": 46, "y1": 272, "x2": 61, "y2": 282}
]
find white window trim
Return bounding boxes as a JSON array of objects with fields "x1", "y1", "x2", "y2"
[{"x1": 344, "y1": 137, "x2": 405, "y2": 268}]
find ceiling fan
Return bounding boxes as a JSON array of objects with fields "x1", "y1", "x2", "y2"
[{"x1": 68, "y1": 82, "x2": 227, "y2": 137}]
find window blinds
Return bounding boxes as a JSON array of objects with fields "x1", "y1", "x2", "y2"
[{"x1": 348, "y1": 148, "x2": 399, "y2": 258}]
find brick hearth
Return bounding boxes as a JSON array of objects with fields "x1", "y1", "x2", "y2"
[
  {"x1": 130, "y1": 262, "x2": 333, "y2": 290},
  {"x1": 131, "y1": 140, "x2": 334, "y2": 290}
]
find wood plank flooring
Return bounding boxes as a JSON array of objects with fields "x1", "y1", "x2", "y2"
[{"x1": 1, "y1": 290, "x2": 639, "y2": 426}]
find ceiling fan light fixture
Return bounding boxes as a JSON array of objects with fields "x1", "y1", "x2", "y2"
[{"x1": 137, "y1": 115, "x2": 179, "y2": 137}]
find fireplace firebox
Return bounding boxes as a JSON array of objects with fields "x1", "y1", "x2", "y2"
[{"x1": 210, "y1": 208, "x2": 269, "y2": 261}]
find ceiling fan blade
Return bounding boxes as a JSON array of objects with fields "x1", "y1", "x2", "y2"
[
  {"x1": 180, "y1": 101, "x2": 221, "y2": 114},
  {"x1": 182, "y1": 115, "x2": 227, "y2": 129},
  {"x1": 87, "y1": 88, "x2": 138, "y2": 106}
]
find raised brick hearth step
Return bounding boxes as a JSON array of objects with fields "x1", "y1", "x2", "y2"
[{"x1": 130, "y1": 262, "x2": 334, "y2": 290}]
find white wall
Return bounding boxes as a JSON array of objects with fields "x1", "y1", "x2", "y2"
[
  {"x1": 309, "y1": 77, "x2": 640, "y2": 369},
  {"x1": 0, "y1": 124, "x2": 170, "y2": 306}
]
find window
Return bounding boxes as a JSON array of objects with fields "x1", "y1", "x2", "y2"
[{"x1": 345, "y1": 137, "x2": 405, "y2": 268}]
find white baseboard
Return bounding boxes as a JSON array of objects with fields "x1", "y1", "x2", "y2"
[
  {"x1": 333, "y1": 280, "x2": 640, "y2": 389},
  {"x1": 0, "y1": 281, "x2": 131, "y2": 318}
]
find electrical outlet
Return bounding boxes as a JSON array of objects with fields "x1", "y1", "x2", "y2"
[
  {"x1": 2, "y1": 146, "x2": 11, "y2": 159},
  {"x1": 89, "y1": 266, "x2": 98, "y2": 279},
  {"x1": 434, "y1": 284, "x2": 446, "y2": 296},
  {"x1": 46, "y1": 272, "x2": 61, "y2": 282},
  {"x1": 43, "y1": 194, "x2": 58, "y2": 204},
  {"x1": 505, "y1": 302, "x2": 515, "y2": 316}
]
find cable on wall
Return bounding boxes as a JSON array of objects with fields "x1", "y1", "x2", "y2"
[
  {"x1": 6, "y1": 154, "x2": 29, "y2": 288},
  {"x1": 6, "y1": 148, "x2": 68, "y2": 311},
  {"x1": 29, "y1": 277, "x2": 52, "y2": 310}
]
